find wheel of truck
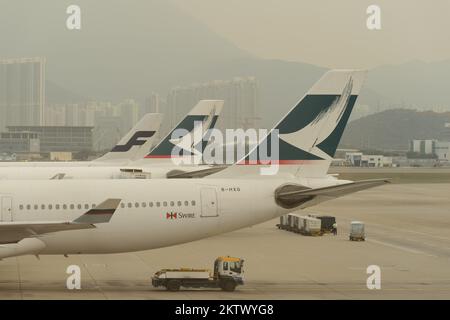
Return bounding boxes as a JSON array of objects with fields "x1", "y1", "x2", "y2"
[
  {"x1": 221, "y1": 280, "x2": 236, "y2": 292},
  {"x1": 166, "y1": 280, "x2": 181, "y2": 292}
]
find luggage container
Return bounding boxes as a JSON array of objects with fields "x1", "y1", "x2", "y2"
[
  {"x1": 303, "y1": 216, "x2": 322, "y2": 236},
  {"x1": 277, "y1": 215, "x2": 290, "y2": 230},
  {"x1": 287, "y1": 214, "x2": 296, "y2": 231},
  {"x1": 349, "y1": 221, "x2": 365, "y2": 241}
]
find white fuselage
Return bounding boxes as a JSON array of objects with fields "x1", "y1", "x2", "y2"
[
  {"x1": 0, "y1": 164, "x2": 203, "y2": 180},
  {"x1": 0, "y1": 177, "x2": 341, "y2": 255}
]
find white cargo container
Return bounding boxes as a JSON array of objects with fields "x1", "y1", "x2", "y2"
[
  {"x1": 350, "y1": 221, "x2": 365, "y2": 241},
  {"x1": 287, "y1": 213, "x2": 302, "y2": 232},
  {"x1": 303, "y1": 216, "x2": 321, "y2": 235},
  {"x1": 288, "y1": 213, "x2": 296, "y2": 230},
  {"x1": 277, "y1": 215, "x2": 290, "y2": 230}
]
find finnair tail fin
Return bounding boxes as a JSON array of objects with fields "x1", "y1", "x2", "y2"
[
  {"x1": 93, "y1": 113, "x2": 163, "y2": 163},
  {"x1": 144, "y1": 100, "x2": 223, "y2": 162},
  {"x1": 215, "y1": 70, "x2": 367, "y2": 178}
]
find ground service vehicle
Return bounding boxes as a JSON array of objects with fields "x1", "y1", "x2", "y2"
[
  {"x1": 151, "y1": 256, "x2": 244, "y2": 291},
  {"x1": 309, "y1": 214, "x2": 336, "y2": 234},
  {"x1": 350, "y1": 221, "x2": 365, "y2": 241}
]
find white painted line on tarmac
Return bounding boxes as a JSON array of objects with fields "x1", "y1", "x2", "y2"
[{"x1": 367, "y1": 238, "x2": 437, "y2": 258}]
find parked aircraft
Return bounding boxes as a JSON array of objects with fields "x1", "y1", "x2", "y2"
[
  {"x1": 0, "y1": 70, "x2": 388, "y2": 260},
  {"x1": 0, "y1": 100, "x2": 224, "y2": 179}
]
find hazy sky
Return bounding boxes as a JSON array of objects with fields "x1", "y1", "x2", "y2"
[{"x1": 173, "y1": 0, "x2": 450, "y2": 68}]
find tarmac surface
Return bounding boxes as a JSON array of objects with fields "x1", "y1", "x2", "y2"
[{"x1": 0, "y1": 182, "x2": 449, "y2": 299}]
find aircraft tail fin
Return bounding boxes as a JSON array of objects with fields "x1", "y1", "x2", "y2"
[
  {"x1": 94, "y1": 113, "x2": 162, "y2": 163},
  {"x1": 144, "y1": 100, "x2": 223, "y2": 162}
]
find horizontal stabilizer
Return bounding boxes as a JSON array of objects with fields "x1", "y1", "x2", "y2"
[
  {"x1": 276, "y1": 179, "x2": 390, "y2": 209},
  {"x1": 166, "y1": 166, "x2": 228, "y2": 179}
]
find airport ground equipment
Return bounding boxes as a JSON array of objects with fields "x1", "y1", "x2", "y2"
[
  {"x1": 278, "y1": 213, "x2": 322, "y2": 236},
  {"x1": 151, "y1": 256, "x2": 244, "y2": 292},
  {"x1": 349, "y1": 221, "x2": 365, "y2": 241},
  {"x1": 299, "y1": 216, "x2": 322, "y2": 236},
  {"x1": 277, "y1": 215, "x2": 289, "y2": 230},
  {"x1": 290, "y1": 214, "x2": 322, "y2": 236},
  {"x1": 308, "y1": 214, "x2": 336, "y2": 234}
]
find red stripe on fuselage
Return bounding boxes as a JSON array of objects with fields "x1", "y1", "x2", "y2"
[{"x1": 236, "y1": 160, "x2": 320, "y2": 165}]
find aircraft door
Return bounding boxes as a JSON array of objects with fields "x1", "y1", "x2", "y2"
[
  {"x1": 200, "y1": 188, "x2": 218, "y2": 217},
  {"x1": 1, "y1": 196, "x2": 13, "y2": 222}
]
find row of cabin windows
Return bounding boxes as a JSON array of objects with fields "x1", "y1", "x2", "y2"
[
  {"x1": 17, "y1": 200, "x2": 197, "y2": 211},
  {"x1": 120, "y1": 200, "x2": 196, "y2": 209},
  {"x1": 19, "y1": 203, "x2": 96, "y2": 210}
]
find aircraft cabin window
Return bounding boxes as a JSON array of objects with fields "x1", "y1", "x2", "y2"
[
  {"x1": 142, "y1": 202, "x2": 146, "y2": 208},
  {"x1": 149, "y1": 202, "x2": 154, "y2": 207},
  {"x1": 120, "y1": 203, "x2": 125, "y2": 208},
  {"x1": 34, "y1": 205, "x2": 38, "y2": 210},
  {"x1": 170, "y1": 201, "x2": 174, "y2": 206},
  {"x1": 156, "y1": 202, "x2": 160, "y2": 207},
  {"x1": 177, "y1": 201, "x2": 182, "y2": 206},
  {"x1": 26, "y1": 205, "x2": 31, "y2": 210},
  {"x1": 184, "y1": 201, "x2": 189, "y2": 206},
  {"x1": 48, "y1": 204, "x2": 52, "y2": 210},
  {"x1": 77, "y1": 204, "x2": 82, "y2": 209},
  {"x1": 85, "y1": 204, "x2": 89, "y2": 209},
  {"x1": 70, "y1": 204, "x2": 75, "y2": 209},
  {"x1": 191, "y1": 200, "x2": 196, "y2": 206},
  {"x1": 163, "y1": 201, "x2": 167, "y2": 207},
  {"x1": 41, "y1": 204, "x2": 45, "y2": 210},
  {"x1": 127, "y1": 203, "x2": 132, "y2": 208},
  {"x1": 63, "y1": 204, "x2": 67, "y2": 210},
  {"x1": 56, "y1": 204, "x2": 60, "y2": 210},
  {"x1": 19, "y1": 205, "x2": 23, "y2": 210},
  {"x1": 135, "y1": 202, "x2": 139, "y2": 208},
  {"x1": 92, "y1": 204, "x2": 96, "y2": 208}
]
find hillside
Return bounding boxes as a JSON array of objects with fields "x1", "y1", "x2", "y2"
[
  {"x1": 340, "y1": 109, "x2": 450, "y2": 151},
  {"x1": 2, "y1": 1, "x2": 450, "y2": 129}
]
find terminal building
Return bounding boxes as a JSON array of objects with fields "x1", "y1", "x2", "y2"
[
  {"x1": 345, "y1": 152, "x2": 393, "y2": 167},
  {"x1": 0, "y1": 126, "x2": 93, "y2": 155}
]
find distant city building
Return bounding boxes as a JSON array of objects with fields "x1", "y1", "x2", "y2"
[
  {"x1": 0, "y1": 57, "x2": 46, "y2": 131},
  {"x1": 93, "y1": 116, "x2": 122, "y2": 151},
  {"x1": 44, "y1": 99, "x2": 141, "y2": 151},
  {"x1": 143, "y1": 93, "x2": 164, "y2": 115},
  {"x1": 7, "y1": 126, "x2": 93, "y2": 153},
  {"x1": 118, "y1": 99, "x2": 140, "y2": 134},
  {"x1": 409, "y1": 139, "x2": 437, "y2": 155},
  {"x1": 165, "y1": 77, "x2": 259, "y2": 135}
]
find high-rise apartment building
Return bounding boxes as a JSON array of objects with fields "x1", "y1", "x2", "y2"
[
  {"x1": 165, "y1": 77, "x2": 259, "y2": 135},
  {"x1": 0, "y1": 57, "x2": 45, "y2": 131}
]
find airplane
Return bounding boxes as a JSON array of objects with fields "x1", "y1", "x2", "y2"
[
  {"x1": 0, "y1": 100, "x2": 225, "y2": 179},
  {"x1": 0, "y1": 70, "x2": 389, "y2": 260},
  {"x1": 0, "y1": 112, "x2": 163, "y2": 168}
]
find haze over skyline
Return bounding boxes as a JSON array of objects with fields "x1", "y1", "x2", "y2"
[{"x1": 173, "y1": 0, "x2": 450, "y2": 69}]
